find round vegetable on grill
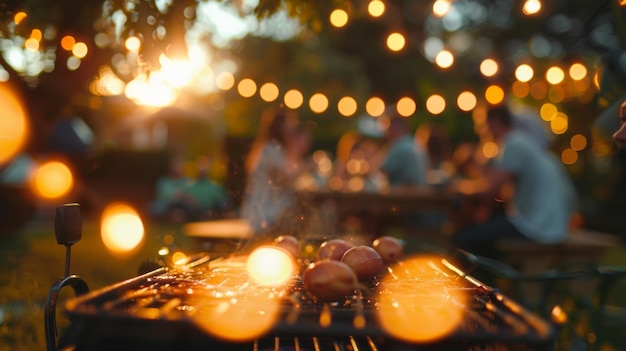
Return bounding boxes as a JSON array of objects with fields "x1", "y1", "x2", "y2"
[
  {"x1": 341, "y1": 245, "x2": 384, "y2": 281},
  {"x1": 317, "y1": 238, "x2": 353, "y2": 261},
  {"x1": 302, "y1": 260, "x2": 358, "y2": 302},
  {"x1": 372, "y1": 236, "x2": 404, "y2": 263}
]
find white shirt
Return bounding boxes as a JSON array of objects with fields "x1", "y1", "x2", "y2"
[{"x1": 495, "y1": 130, "x2": 574, "y2": 243}]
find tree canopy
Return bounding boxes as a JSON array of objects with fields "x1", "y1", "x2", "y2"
[{"x1": 2, "y1": 0, "x2": 626, "y2": 147}]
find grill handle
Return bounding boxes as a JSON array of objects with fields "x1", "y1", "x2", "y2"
[
  {"x1": 45, "y1": 203, "x2": 90, "y2": 351},
  {"x1": 54, "y1": 203, "x2": 82, "y2": 276}
]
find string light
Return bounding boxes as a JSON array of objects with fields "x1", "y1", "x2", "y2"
[
  {"x1": 330, "y1": 9, "x2": 349, "y2": 28},
  {"x1": 522, "y1": 0, "x2": 542, "y2": 15},
  {"x1": 368, "y1": 0, "x2": 385, "y2": 17}
]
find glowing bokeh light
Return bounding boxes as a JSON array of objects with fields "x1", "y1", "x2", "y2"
[
  {"x1": 432, "y1": 0, "x2": 451, "y2": 17},
  {"x1": 366, "y1": 97, "x2": 386, "y2": 117},
  {"x1": 172, "y1": 251, "x2": 188, "y2": 265},
  {"x1": 259, "y1": 82, "x2": 279, "y2": 102},
  {"x1": 540, "y1": 103, "x2": 558, "y2": 121},
  {"x1": 512, "y1": 81, "x2": 530, "y2": 98},
  {"x1": 0, "y1": 84, "x2": 28, "y2": 165},
  {"x1": 100, "y1": 202, "x2": 145, "y2": 253},
  {"x1": 457, "y1": 91, "x2": 477, "y2": 112},
  {"x1": 124, "y1": 72, "x2": 177, "y2": 107},
  {"x1": 216, "y1": 72, "x2": 235, "y2": 90},
  {"x1": 309, "y1": 93, "x2": 329, "y2": 113},
  {"x1": 368, "y1": 0, "x2": 385, "y2": 17},
  {"x1": 330, "y1": 9, "x2": 349, "y2": 28},
  {"x1": 426, "y1": 94, "x2": 446, "y2": 115},
  {"x1": 435, "y1": 50, "x2": 454, "y2": 69},
  {"x1": 569, "y1": 63, "x2": 587, "y2": 80},
  {"x1": 159, "y1": 55, "x2": 194, "y2": 88},
  {"x1": 14, "y1": 12, "x2": 27, "y2": 25},
  {"x1": 61, "y1": 36, "x2": 75, "y2": 51},
  {"x1": 480, "y1": 58, "x2": 499, "y2": 77},
  {"x1": 546, "y1": 66, "x2": 564, "y2": 85},
  {"x1": 338, "y1": 96, "x2": 358, "y2": 117},
  {"x1": 348, "y1": 176, "x2": 365, "y2": 191},
  {"x1": 396, "y1": 97, "x2": 416, "y2": 117},
  {"x1": 192, "y1": 288, "x2": 281, "y2": 341},
  {"x1": 24, "y1": 38, "x2": 39, "y2": 51},
  {"x1": 284, "y1": 89, "x2": 304, "y2": 109},
  {"x1": 551, "y1": 112, "x2": 568, "y2": 134},
  {"x1": 72, "y1": 42, "x2": 88, "y2": 58},
  {"x1": 387, "y1": 32, "x2": 406, "y2": 52},
  {"x1": 570, "y1": 134, "x2": 587, "y2": 151},
  {"x1": 561, "y1": 148, "x2": 578, "y2": 165},
  {"x1": 30, "y1": 29, "x2": 42, "y2": 41},
  {"x1": 67, "y1": 57, "x2": 81, "y2": 71},
  {"x1": 482, "y1": 141, "x2": 499, "y2": 159},
  {"x1": 246, "y1": 246, "x2": 295, "y2": 287},
  {"x1": 376, "y1": 255, "x2": 467, "y2": 342},
  {"x1": 522, "y1": 0, "x2": 542, "y2": 15},
  {"x1": 515, "y1": 64, "x2": 534, "y2": 82},
  {"x1": 31, "y1": 161, "x2": 74, "y2": 199},
  {"x1": 237, "y1": 78, "x2": 257, "y2": 98},
  {"x1": 125, "y1": 36, "x2": 141, "y2": 51},
  {"x1": 485, "y1": 85, "x2": 505, "y2": 105}
]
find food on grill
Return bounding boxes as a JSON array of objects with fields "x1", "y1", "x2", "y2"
[
  {"x1": 273, "y1": 235, "x2": 300, "y2": 258},
  {"x1": 372, "y1": 235, "x2": 404, "y2": 263},
  {"x1": 302, "y1": 259, "x2": 358, "y2": 302},
  {"x1": 317, "y1": 238, "x2": 353, "y2": 261},
  {"x1": 340, "y1": 245, "x2": 384, "y2": 281}
]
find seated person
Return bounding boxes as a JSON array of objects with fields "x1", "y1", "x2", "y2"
[
  {"x1": 380, "y1": 109, "x2": 429, "y2": 189},
  {"x1": 149, "y1": 155, "x2": 200, "y2": 223},
  {"x1": 187, "y1": 156, "x2": 235, "y2": 220},
  {"x1": 451, "y1": 105, "x2": 576, "y2": 258}
]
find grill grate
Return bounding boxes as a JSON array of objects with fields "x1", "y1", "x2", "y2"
[{"x1": 61, "y1": 254, "x2": 556, "y2": 351}]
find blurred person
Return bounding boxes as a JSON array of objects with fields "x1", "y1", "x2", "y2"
[
  {"x1": 451, "y1": 105, "x2": 575, "y2": 258},
  {"x1": 148, "y1": 154, "x2": 200, "y2": 223},
  {"x1": 380, "y1": 109, "x2": 429, "y2": 188},
  {"x1": 240, "y1": 106, "x2": 309, "y2": 239},
  {"x1": 333, "y1": 129, "x2": 385, "y2": 191},
  {"x1": 187, "y1": 156, "x2": 235, "y2": 220},
  {"x1": 415, "y1": 123, "x2": 455, "y2": 186},
  {"x1": 285, "y1": 123, "x2": 314, "y2": 171}
]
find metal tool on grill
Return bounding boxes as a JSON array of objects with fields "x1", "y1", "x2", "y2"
[{"x1": 44, "y1": 203, "x2": 89, "y2": 351}]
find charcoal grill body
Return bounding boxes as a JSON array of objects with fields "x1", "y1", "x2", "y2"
[{"x1": 61, "y1": 257, "x2": 557, "y2": 351}]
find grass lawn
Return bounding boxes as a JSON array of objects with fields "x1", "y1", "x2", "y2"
[
  {"x1": 0, "y1": 211, "x2": 196, "y2": 351},
  {"x1": 1, "y1": 211, "x2": 625, "y2": 351}
]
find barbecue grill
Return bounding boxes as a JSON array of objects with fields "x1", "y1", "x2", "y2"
[{"x1": 48, "y1": 205, "x2": 557, "y2": 351}]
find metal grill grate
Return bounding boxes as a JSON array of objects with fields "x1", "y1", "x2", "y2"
[{"x1": 61, "y1": 254, "x2": 557, "y2": 351}]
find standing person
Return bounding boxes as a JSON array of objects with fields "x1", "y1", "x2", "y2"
[
  {"x1": 451, "y1": 105, "x2": 574, "y2": 257},
  {"x1": 240, "y1": 106, "x2": 308, "y2": 239}
]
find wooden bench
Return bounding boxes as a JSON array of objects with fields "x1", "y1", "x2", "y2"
[
  {"x1": 494, "y1": 228, "x2": 622, "y2": 311},
  {"x1": 496, "y1": 228, "x2": 622, "y2": 274},
  {"x1": 183, "y1": 219, "x2": 254, "y2": 253}
]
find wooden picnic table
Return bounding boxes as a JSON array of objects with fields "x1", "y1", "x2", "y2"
[{"x1": 297, "y1": 186, "x2": 457, "y2": 237}]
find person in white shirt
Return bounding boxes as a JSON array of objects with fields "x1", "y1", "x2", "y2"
[{"x1": 452, "y1": 105, "x2": 575, "y2": 257}]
